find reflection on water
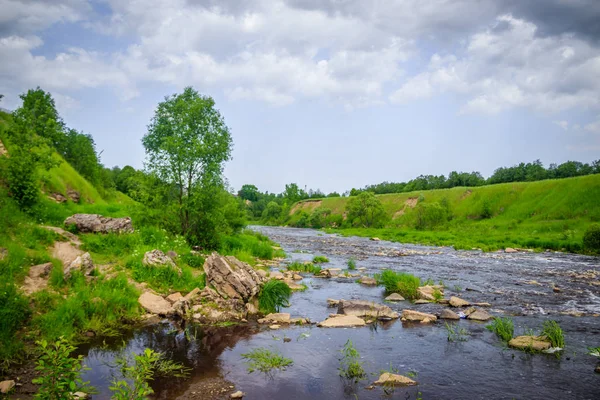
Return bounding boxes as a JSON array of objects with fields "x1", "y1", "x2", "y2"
[{"x1": 82, "y1": 226, "x2": 600, "y2": 399}]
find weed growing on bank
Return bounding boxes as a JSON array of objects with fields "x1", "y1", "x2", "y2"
[
  {"x1": 486, "y1": 317, "x2": 514, "y2": 342},
  {"x1": 286, "y1": 261, "x2": 322, "y2": 275},
  {"x1": 258, "y1": 280, "x2": 291, "y2": 314},
  {"x1": 347, "y1": 257, "x2": 356, "y2": 270},
  {"x1": 376, "y1": 270, "x2": 420, "y2": 300},
  {"x1": 445, "y1": 322, "x2": 470, "y2": 342}
]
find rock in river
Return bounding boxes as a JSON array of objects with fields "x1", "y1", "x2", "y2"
[
  {"x1": 449, "y1": 296, "x2": 470, "y2": 307},
  {"x1": 440, "y1": 309, "x2": 460, "y2": 320},
  {"x1": 317, "y1": 315, "x2": 366, "y2": 328},
  {"x1": 373, "y1": 373, "x2": 417, "y2": 387},
  {"x1": 467, "y1": 309, "x2": 492, "y2": 321},
  {"x1": 258, "y1": 313, "x2": 291, "y2": 324},
  {"x1": 509, "y1": 336, "x2": 552, "y2": 351},
  {"x1": 385, "y1": 293, "x2": 405, "y2": 301},
  {"x1": 358, "y1": 276, "x2": 377, "y2": 285},
  {"x1": 401, "y1": 310, "x2": 437, "y2": 323},
  {"x1": 337, "y1": 300, "x2": 399, "y2": 320}
]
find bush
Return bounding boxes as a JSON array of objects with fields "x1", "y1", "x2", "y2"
[
  {"x1": 258, "y1": 280, "x2": 291, "y2": 314},
  {"x1": 376, "y1": 270, "x2": 420, "y2": 300},
  {"x1": 32, "y1": 338, "x2": 92, "y2": 400},
  {"x1": 583, "y1": 224, "x2": 600, "y2": 253},
  {"x1": 345, "y1": 192, "x2": 388, "y2": 228},
  {"x1": 414, "y1": 202, "x2": 448, "y2": 230},
  {"x1": 309, "y1": 207, "x2": 331, "y2": 228}
]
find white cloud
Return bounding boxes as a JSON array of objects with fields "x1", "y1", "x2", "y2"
[
  {"x1": 554, "y1": 120, "x2": 569, "y2": 130},
  {"x1": 390, "y1": 15, "x2": 600, "y2": 115},
  {"x1": 0, "y1": 0, "x2": 90, "y2": 34},
  {"x1": 585, "y1": 120, "x2": 600, "y2": 133}
]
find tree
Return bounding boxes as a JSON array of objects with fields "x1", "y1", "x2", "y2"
[
  {"x1": 263, "y1": 201, "x2": 282, "y2": 221},
  {"x1": 16, "y1": 88, "x2": 64, "y2": 149},
  {"x1": 345, "y1": 191, "x2": 387, "y2": 227},
  {"x1": 142, "y1": 87, "x2": 233, "y2": 242},
  {"x1": 60, "y1": 128, "x2": 100, "y2": 183},
  {"x1": 238, "y1": 184, "x2": 259, "y2": 202}
]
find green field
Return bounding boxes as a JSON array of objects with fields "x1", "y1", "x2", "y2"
[{"x1": 289, "y1": 174, "x2": 600, "y2": 252}]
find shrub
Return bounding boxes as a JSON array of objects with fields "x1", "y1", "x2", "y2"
[
  {"x1": 309, "y1": 207, "x2": 332, "y2": 228},
  {"x1": 376, "y1": 270, "x2": 420, "y2": 300},
  {"x1": 583, "y1": 224, "x2": 600, "y2": 253},
  {"x1": 486, "y1": 317, "x2": 514, "y2": 342},
  {"x1": 312, "y1": 255, "x2": 329, "y2": 264},
  {"x1": 541, "y1": 320, "x2": 565, "y2": 348},
  {"x1": 258, "y1": 280, "x2": 291, "y2": 314},
  {"x1": 32, "y1": 338, "x2": 92, "y2": 400},
  {"x1": 241, "y1": 348, "x2": 293, "y2": 375},
  {"x1": 345, "y1": 192, "x2": 388, "y2": 228},
  {"x1": 414, "y1": 202, "x2": 449, "y2": 230}
]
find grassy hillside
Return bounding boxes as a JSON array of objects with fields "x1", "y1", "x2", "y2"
[{"x1": 289, "y1": 174, "x2": 600, "y2": 252}]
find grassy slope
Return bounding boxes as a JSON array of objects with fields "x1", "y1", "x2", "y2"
[{"x1": 291, "y1": 175, "x2": 600, "y2": 251}]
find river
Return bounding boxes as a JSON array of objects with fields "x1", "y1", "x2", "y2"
[{"x1": 82, "y1": 226, "x2": 600, "y2": 399}]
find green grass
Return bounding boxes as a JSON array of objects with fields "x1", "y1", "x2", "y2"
[
  {"x1": 347, "y1": 257, "x2": 356, "y2": 270},
  {"x1": 241, "y1": 348, "x2": 293, "y2": 375},
  {"x1": 295, "y1": 174, "x2": 600, "y2": 253},
  {"x1": 541, "y1": 320, "x2": 565, "y2": 348},
  {"x1": 258, "y1": 279, "x2": 291, "y2": 314},
  {"x1": 486, "y1": 317, "x2": 514, "y2": 342},
  {"x1": 375, "y1": 269, "x2": 421, "y2": 300},
  {"x1": 338, "y1": 339, "x2": 366, "y2": 384},
  {"x1": 312, "y1": 255, "x2": 329, "y2": 264},
  {"x1": 220, "y1": 230, "x2": 285, "y2": 265},
  {"x1": 445, "y1": 322, "x2": 470, "y2": 342},
  {"x1": 286, "y1": 261, "x2": 322, "y2": 275}
]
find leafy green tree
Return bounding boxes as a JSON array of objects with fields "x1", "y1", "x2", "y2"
[
  {"x1": 238, "y1": 184, "x2": 259, "y2": 202},
  {"x1": 60, "y1": 128, "x2": 100, "y2": 183},
  {"x1": 16, "y1": 88, "x2": 64, "y2": 149},
  {"x1": 142, "y1": 87, "x2": 232, "y2": 243},
  {"x1": 263, "y1": 201, "x2": 282, "y2": 221},
  {"x1": 345, "y1": 191, "x2": 387, "y2": 227}
]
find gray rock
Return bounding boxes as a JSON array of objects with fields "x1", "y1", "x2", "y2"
[
  {"x1": 143, "y1": 250, "x2": 176, "y2": 268},
  {"x1": 138, "y1": 292, "x2": 174, "y2": 315},
  {"x1": 203, "y1": 253, "x2": 265, "y2": 301},
  {"x1": 0, "y1": 380, "x2": 15, "y2": 394},
  {"x1": 440, "y1": 309, "x2": 460, "y2": 320},
  {"x1": 64, "y1": 252, "x2": 94, "y2": 279},
  {"x1": 385, "y1": 293, "x2": 405, "y2": 301},
  {"x1": 64, "y1": 214, "x2": 133, "y2": 234}
]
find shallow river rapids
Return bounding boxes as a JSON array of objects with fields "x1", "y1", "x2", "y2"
[{"x1": 82, "y1": 226, "x2": 600, "y2": 399}]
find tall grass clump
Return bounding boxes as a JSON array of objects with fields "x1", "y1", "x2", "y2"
[
  {"x1": 347, "y1": 257, "x2": 356, "y2": 270},
  {"x1": 583, "y1": 224, "x2": 600, "y2": 254},
  {"x1": 541, "y1": 320, "x2": 565, "y2": 348},
  {"x1": 258, "y1": 280, "x2": 291, "y2": 314},
  {"x1": 241, "y1": 348, "x2": 293, "y2": 375},
  {"x1": 312, "y1": 255, "x2": 329, "y2": 264},
  {"x1": 221, "y1": 231, "x2": 282, "y2": 261},
  {"x1": 286, "y1": 261, "x2": 321, "y2": 275},
  {"x1": 486, "y1": 317, "x2": 514, "y2": 342},
  {"x1": 338, "y1": 339, "x2": 366, "y2": 384},
  {"x1": 0, "y1": 283, "x2": 31, "y2": 369},
  {"x1": 376, "y1": 270, "x2": 420, "y2": 300}
]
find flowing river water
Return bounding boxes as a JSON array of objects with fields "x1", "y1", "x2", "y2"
[{"x1": 82, "y1": 226, "x2": 600, "y2": 399}]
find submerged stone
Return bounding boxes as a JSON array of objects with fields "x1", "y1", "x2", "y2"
[
  {"x1": 509, "y1": 336, "x2": 552, "y2": 351},
  {"x1": 317, "y1": 314, "x2": 366, "y2": 328},
  {"x1": 373, "y1": 373, "x2": 417, "y2": 387}
]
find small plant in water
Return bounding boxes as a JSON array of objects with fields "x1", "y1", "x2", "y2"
[
  {"x1": 347, "y1": 257, "x2": 357, "y2": 270},
  {"x1": 432, "y1": 289, "x2": 443, "y2": 303},
  {"x1": 486, "y1": 317, "x2": 514, "y2": 342},
  {"x1": 312, "y1": 255, "x2": 330, "y2": 264},
  {"x1": 241, "y1": 348, "x2": 293, "y2": 376},
  {"x1": 541, "y1": 320, "x2": 565, "y2": 348},
  {"x1": 258, "y1": 279, "x2": 291, "y2": 314},
  {"x1": 587, "y1": 347, "x2": 600, "y2": 357},
  {"x1": 376, "y1": 270, "x2": 421, "y2": 300},
  {"x1": 33, "y1": 338, "x2": 93, "y2": 400},
  {"x1": 338, "y1": 339, "x2": 366, "y2": 384},
  {"x1": 445, "y1": 322, "x2": 470, "y2": 342},
  {"x1": 110, "y1": 348, "x2": 189, "y2": 399}
]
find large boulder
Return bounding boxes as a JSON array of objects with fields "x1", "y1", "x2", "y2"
[
  {"x1": 190, "y1": 287, "x2": 246, "y2": 323},
  {"x1": 138, "y1": 292, "x2": 174, "y2": 316},
  {"x1": 440, "y1": 309, "x2": 460, "y2": 320},
  {"x1": 317, "y1": 315, "x2": 366, "y2": 328},
  {"x1": 417, "y1": 285, "x2": 443, "y2": 301},
  {"x1": 358, "y1": 276, "x2": 377, "y2": 285},
  {"x1": 203, "y1": 253, "x2": 265, "y2": 301},
  {"x1": 467, "y1": 309, "x2": 492, "y2": 321},
  {"x1": 449, "y1": 296, "x2": 470, "y2": 307},
  {"x1": 337, "y1": 300, "x2": 399, "y2": 320},
  {"x1": 64, "y1": 214, "x2": 133, "y2": 234}
]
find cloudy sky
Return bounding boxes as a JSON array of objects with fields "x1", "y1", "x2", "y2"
[{"x1": 1, "y1": 0, "x2": 599, "y2": 193}]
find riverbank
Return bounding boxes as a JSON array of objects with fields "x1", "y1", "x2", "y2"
[{"x1": 283, "y1": 174, "x2": 600, "y2": 254}]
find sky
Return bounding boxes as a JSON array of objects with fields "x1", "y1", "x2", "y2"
[{"x1": 1, "y1": 0, "x2": 599, "y2": 194}]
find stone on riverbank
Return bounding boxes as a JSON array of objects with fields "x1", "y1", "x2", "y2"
[
  {"x1": 258, "y1": 313, "x2": 291, "y2": 324},
  {"x1": 203, "y1": 253, "x2": 265, "y2": 301},
  {"x1": 230, "y1": 391, "x2": 244, "y2": 399},
  {"x1": 143, "y1": 249, "x2": 176, "y2": 268},
  {"x1": 317, "y1": 314, "x2": 366, "y2": 328},
  {"x1": 401, "y1": 310, "x2": 437, "y2": 323},
  {"x1": 337, "y1": 300, "x2": 399, "y2": 320},
  {"x1": 64, "y1": 214, "x2": 133, "y2": 234},
  {"x1": 166, "y1": 292, "x2": 183, "y2": 304},
  {"x1": 509, "y1": 336, "x2": 552, "y2": 351},
  {"x1": 138, "y1": 292, "x2": 174, "y2": 316},
  {"x1": 373, "y1": 373, "x2": 417, "y2": 387},
  {"x1": 327, "y1": 298, "x2": 340, "y2": 307},
  {"x1": 0, "y1": 380, "x2": 15, "y2": 394}
]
